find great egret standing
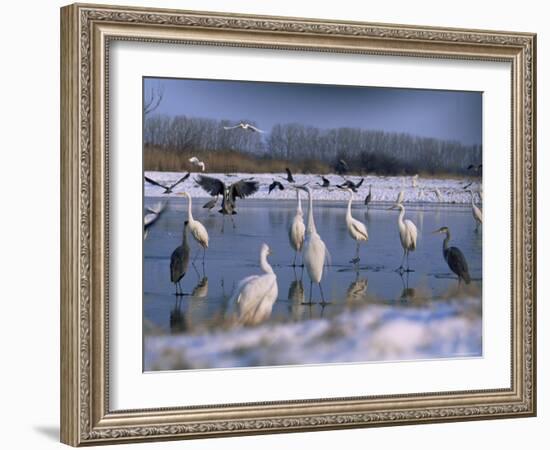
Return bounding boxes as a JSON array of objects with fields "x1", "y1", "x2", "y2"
[
  {"x1": 412, "y1": 174, "x2": 419, "y2": 188},
  {"x1": 388, "y1": 203, "x2": 418, "y2": 272},
  {"x1": 468, "y1": 190, "x2": 483, "y2": 231},
  {"x1": 170, "y1": 220, "x2": 190, "y2": 296},
  {"x1": 288, "y1": 189, "x2": 305, "y2": 267},
  {"x1": 297, "y1": 185, "x2": 329, "y2": 305},
  {"x1": 342, "y1": 188, "x2": 368, "y2": 264},
  {"x1": 178, "y1": 192, "x2": 209, "y2": 264},
  {"x1": 433, "y1": 226, "x2": 471, "y2": 284},
  {"x1": 230, "y1": 243, "x2": 278, "y2": 325}
]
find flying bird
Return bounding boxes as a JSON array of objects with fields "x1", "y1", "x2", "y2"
[
  {"x1": 268, "y1": 180, "x2": 284, "y2": 194},
  {"x1": 188, "y1": 156, "x2": 205, "y2": 172},
  {"x1": 229, "y1": 243, "x2": 278, "y2": 326},
  {"x1": 144, "y1": 173, "x2": 190, "y2": 194},
  {"x1": 296, "y1": 185, "x2": 329, "y2": 305},
  {"x1": 195, "y1": 175, "x2": 260, "y2": 231},
  {"x1": 338, "y1": 177, "x2": 364, "y2": 193},
  {"x1": 281, "y1": 168, "x2": 295, "y2": 183},
  {"x1": 170, "y1": 220, "x2": 190, "y2": 296},
  {"x1": 388, "y1": 203, "x2": 418, "y2": 273},
  {"x1": 317, "y1": 175, "x2": 330, "y2": 188},
  {"x1": 223, "y1": 122, "x2": 264, "y2": 133},
  {"x1": 288, "y1": 188, "x2": 306, "y2": 267},
  {"x1": 178, "y1": 192, "x2": 209, "y2": 264},
  {"x1": 341, "y1": 188, "x2": 368, "y2": 264},
  {"x1": 335, "y1": 159, "x2": 349, "y2": 175},
  {"x1": 433, "y1": 226, "x2": 471, "y2": 284}
]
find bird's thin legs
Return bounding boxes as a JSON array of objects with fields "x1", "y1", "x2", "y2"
[
  {"x1": 319, "y1": 283, "x2": 330, "y2": 306},
  {"x1": 302, "y1": 279, "x2": 316, "y2": 305},
  {"x1": 192, "y1": 262, "x2": 201, "y2": 278},
  {"x1": 292, "y1": 251, "x2": 297, "y2": 267},
  {"x1": 396, "y1": 249, "x2": 406, "y2": 272},
  {"x1": 230, "y1": 215, "x2": 236, "y2": 229},
  {"x1": 221, "y1": 216, "x2": 225, "y2": 233},
  {"x1": 405, "y1": 251, "x2": 414, "y2": 272}
]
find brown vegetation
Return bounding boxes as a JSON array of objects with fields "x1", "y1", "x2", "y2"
[{"x1": 144, "y1": 145, "x2": 331, "y2": 174}]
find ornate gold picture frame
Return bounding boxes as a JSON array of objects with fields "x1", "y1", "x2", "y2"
[{"x1": 60, "y1": 3, "x2": 536, "y2": 446}]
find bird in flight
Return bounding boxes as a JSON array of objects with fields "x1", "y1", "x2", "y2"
[
  {"x1": 223, "y1": 122, "x2": 265, "y2": 133},
  {"x1": 317, "y1": 175, "x2": 330, "y2": 188},
  {"x1": 144, "y1": 173, "x2": 190, "y2": 194},
  {"x1": 335, "y1": 159, "x2": 349, "y2": 175},
  {"x1": 280, "y1": 168, "x2": 295, "y2": 183},
  {"x1": 337, "y1": 177, "x2": 364, "y2": 193},
  {"x1": 188, "y1": 156, "x2": 205, "y2": 172},
  {"x1": 195, "y1": 175, "x2": 260, "y2": 231},
  {"x1": 268, "y1": 180, "x2": 285, "y2": 194}
]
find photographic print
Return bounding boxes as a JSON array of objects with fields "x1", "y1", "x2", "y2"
[{"x1": 143, "y1": 77, "x2": 483, "y2": 371}]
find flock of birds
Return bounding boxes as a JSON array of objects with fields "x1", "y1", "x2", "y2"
[{"x1": 144, "y1": 158, "x2": 483, "y2": 326}]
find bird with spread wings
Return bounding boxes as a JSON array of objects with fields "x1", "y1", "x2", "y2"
[
  {"x1": 223, "y1": 122, "x2": 265, "y2": 133},
  {"x1": 195, "y1": 175, "x2": 260, "y2": 231},
  {"x1": 144, "y1": 173, "x2": 190, "y2": 194}
]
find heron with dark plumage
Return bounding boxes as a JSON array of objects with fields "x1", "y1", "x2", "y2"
[
  {"x1": 433, "y1": 226, "x2": 471, "y2": 285},
  {"x1": 195, "y1": 175, "x2": 260, "y2": 232}
]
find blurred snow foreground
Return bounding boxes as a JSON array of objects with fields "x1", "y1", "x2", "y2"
[
  {"x1": 145, "y1": 172, "x2": 481, "y2": 204},
  {"x1": 144, "y1": 298, "x2": 482, "y2": 371}
]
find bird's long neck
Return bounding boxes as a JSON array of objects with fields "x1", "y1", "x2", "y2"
[
  {"x1": 470, "y1": 192, "x2": 475, "y2": 206},
  {"x1": 186, "y1": 195, "x2": 194, "y2": 222},
  {"x1": 182, "y1": 224, "x2": 189, "y2": 247},
  {"x1": 346, "y1": 191, "x2": 353, "y2": 219},
  {"x1": 306, "y1": 190, "x2": 316, "y2": 234},
  {"x1": 443, "y1": 230, "x2": 451, "y2": 251},
  {"x1": 260, "y1": 251, "x2": 274, "y2": 275},
  {"x1": 296, "y1": 190, "x2": 302, "y2": 214},
  {"x1": 397, "y1": 205, "x2": 405, "y2": 227}
]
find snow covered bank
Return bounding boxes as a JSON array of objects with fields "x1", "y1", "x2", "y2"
[
  {"x1": 144, "y1": 171, "x2": 481, "y2": 204},
  {"x1": 144, "y1": 298, "x2": 481, "y2": 371}
]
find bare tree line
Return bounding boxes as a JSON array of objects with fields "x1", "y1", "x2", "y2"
[{"x1": 144, "y1": 114, "x2": 481, "y2": 175}]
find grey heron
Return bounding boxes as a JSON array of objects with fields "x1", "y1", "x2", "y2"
[
  {"x1": 364, "y1": 185, "x2": 372, "y2": 207},
  {"x1": 144, "y1": 173, "x2": 190, "y2": 194},
  {"x1": 433, "y1": 226, "x2": 471, "y2": 284},
  {"x1": 195, "y1": 175, "x2": 260, "y2": 232},
  {"x1": 170, "y1": 220, "x2": 190, "y2": 296}
]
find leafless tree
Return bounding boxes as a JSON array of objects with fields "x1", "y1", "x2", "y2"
[{"x1": 144, "y1": 83, "x2": 164, "y2": 116}]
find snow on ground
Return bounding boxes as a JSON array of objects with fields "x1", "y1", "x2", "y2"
[
  {"x1": 144, "y1": 298, "x2": 481, "y2": 371},
  {"x1": 144, "y1": 171, "x2": 481, "y2": 204}
]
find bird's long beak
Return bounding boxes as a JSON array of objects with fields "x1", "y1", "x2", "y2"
[{"x1": 431, "y1": 229, "x2": 442, "y2": 234}]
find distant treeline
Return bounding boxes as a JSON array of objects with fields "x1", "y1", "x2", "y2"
[{"x1": 144, "y1": 115, "x2": 481, "y2": 175}]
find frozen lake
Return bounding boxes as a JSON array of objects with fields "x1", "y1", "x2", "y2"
[{"x1": 143, "y1": 197, "x2": 482, "y2": 370}]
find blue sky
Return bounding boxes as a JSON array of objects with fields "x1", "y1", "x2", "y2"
[{"x1": 144, "y1": 77, "x2": 482, "y2": 146}]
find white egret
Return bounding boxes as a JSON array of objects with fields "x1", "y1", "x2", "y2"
[
  {"x1": 412, "y1": 174, "x2": 419, "y2": 188},
  {"x1": 188, "y1": 156, "x2": 205, "y2": 171},
  {"x1": 288, "y1": 189, "x2": 306, "y2": 267},
  {"x1": 468, "y1": 190, "x2": 483, "y2": 231},
  {"x1": 170, "y1": 220, "x2": 190, "y2": 296},
  {"x1": 389, "y1": 203, "x2": 418, "y2": 272},
  {"x1": 342, "y1": 188, "x2": 368, "y2": 263},
  {"x1": 433, "y1": 226, "x2": 471, "y2": 284},
  {"x1": 230, "y1": 243, "x2": 278, "y2": 326},
  {"x1": 223, "y1": 122, "x2": 264, "y2": 133},
  {"x1": 178, "y1": 192, "x2": 209, "y2": 264},
  {"x1": 297, "y1": 185, "x2": 329, "y2": 305}
]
